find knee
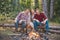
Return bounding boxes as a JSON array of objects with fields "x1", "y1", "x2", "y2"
[
  {"x1": 30, "y1": 22, "x2": 34, "y2": 29},
  {"x1": 21, "y1": 22, "x2": 26, "y2": 27},
  {"x1": 46, "y1": 20, "x2": 49, "y2": 24},
  {"x1": 33, "y1": 20, "x2": 36, "y2": 24}
]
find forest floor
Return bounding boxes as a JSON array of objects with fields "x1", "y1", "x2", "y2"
[
  {"x1": 0, "y1": 27, "x2": 60, "y2": 40},
  {"x1": 0, "y1": 20, "x2": 60, "y2": 40}
]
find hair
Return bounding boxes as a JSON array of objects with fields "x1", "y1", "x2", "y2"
[
  {"x1": 35, "y1": 8, "x2": 39, "y2": 11},
  {"x1": 30, "y1": 9, "x2": 35, "y2": 14}
]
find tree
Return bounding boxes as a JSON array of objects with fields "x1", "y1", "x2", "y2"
[
  {"x1": 31, "y1": 0, "x2": 35, "y2": 9},
  {"x1": 50, "y1": 0, "x2": 54, "y2": 19},
  {"x1": 35, "y1": 0, "x2": 39, "y2": 8},
  {"x1": 38, "y1": 0, "x2": 43, "y2": 11},
  {"x1": 26, "y1": 0, "x2": 31, "y2": 9},
  {"x1": 42, "y1": 0, "x2": 48, "y2": 17},
  {"x1": 12, "y1": 0, "x2": 20, "y2": 11}
]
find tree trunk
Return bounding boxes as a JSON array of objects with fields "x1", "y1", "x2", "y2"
[
  {"x1": 50, "y1": 0, "x2": 54, "y2": 19},
  {"x1": 12, "y1": 0, "x2": 19, "y2": 11},
  {"x1": 35, "y1": 0, "x2": 39, "y2": 8},
  {"x1": 42, "y1": 0, "x2": 48, "y2": 17},
  {"x1": 31, "y1": 0, "x2": 35, "y2": 9},
  {"x1": 17, "y1": 0, "x2": 20, "y2": 12},
  {"x1": 38, "y1": 0, "x2": 42, "y2": 11}
]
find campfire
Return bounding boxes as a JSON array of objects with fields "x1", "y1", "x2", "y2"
[
  {"x1": 26, "y1": 24, "x2": 41, "y2": 40},
  {"x1": 28, "y1": 31, "x2": 41, "y2": 40}
]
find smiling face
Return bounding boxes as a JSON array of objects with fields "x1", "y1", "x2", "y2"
[
  {"x1": 35, "y1": 8, "x2": 40, "y2": 15},
  {"x1": 25, "y1": 9, "x2": 30, "y2": 15}
]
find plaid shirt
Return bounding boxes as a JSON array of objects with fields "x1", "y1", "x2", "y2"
[{"x1": 15, "y1": 12, "x2": 30, "y2": 22}]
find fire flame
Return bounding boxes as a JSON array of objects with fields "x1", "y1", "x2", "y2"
[{"x1": 29, "y1": 31, "x2": 40, "y2": 39}]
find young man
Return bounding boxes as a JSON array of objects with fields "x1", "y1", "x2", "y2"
[{"x1": 33, "y1": 8, "x2": 49, "y2": 34}]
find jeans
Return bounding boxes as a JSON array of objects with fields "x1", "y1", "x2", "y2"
[
  {"x1": 33, "y1": 20, "x2": 41, "y2": 30},
  {"x1": 33, "y1": 20, "x2": 49, "y2": 33},
  {"x1": 45, "y1": 20, "x2": 49, "y2": 34},
  {"x1": 15, "y1": 20, "x2": 26, "y2": 29}
]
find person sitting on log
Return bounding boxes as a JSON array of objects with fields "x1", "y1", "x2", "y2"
[
  {"x1": 33, "y1": 8, "x2": 49, "y2": 34},
  {"x1": 15, "y1": 9, "x2": 34, "y2": 32}
]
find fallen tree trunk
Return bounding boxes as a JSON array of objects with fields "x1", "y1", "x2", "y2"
[
  {"x1": 0, "y1": 23, "x2": 60, "y2": 29},
  {"x1": 49, "y1": 26, "x2": 60, "y2": 30},
  {"x1": 49, "y1": 30, "x2": 60, "y2": 34},
  {"x1": 0, "y1": 23, "x2": 60, "y2": 34},
  {"x1": 0, "y1": 23, "x2": 15, "y2": 27}
]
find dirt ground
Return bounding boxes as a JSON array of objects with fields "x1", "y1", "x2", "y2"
[
  {"x1": 0, "y1": 31, "x2": 60, "y2": 40},
  {"x1": 0, "y1": 27, "x2": 60, "y2": 40}
]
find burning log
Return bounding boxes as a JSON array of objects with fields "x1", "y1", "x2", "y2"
[{"x1": 28, "y1": 31, "x2": 41, "y2": 40}]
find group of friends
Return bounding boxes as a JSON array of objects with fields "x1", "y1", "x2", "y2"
[{"x1": 15, "y1": 8, "x2": 49, "y2": 34}]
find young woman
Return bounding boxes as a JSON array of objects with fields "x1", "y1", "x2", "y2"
[{"x1": 15, "y1": 9, "x2": 34, "y2": 32}]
